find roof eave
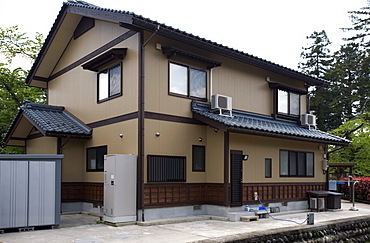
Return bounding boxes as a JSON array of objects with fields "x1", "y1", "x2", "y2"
[
  {"x1": 26, "y1": 4, "x2": 69, "y2": 86},
  {"x1": 2, "y1": 110, "x2": 24, "y2": 146},
  {"x1": 131, "y1": 17, "x2": 330, "y2": 87},
  {"x1": 26, "y1": 3, "x2": 134, "y2": 86},
  {"x1": 228, "y1": 127, "x2": 350, "y2": 147},
  {"x1": 44, "y1": 132, "x2": 92, "y2": 139},
  {"x1": 26, "y1": 3, "x2": 329, "y2": 88},
  {"x1": 192, "y1": 105, "x2": 350, "y2": 147}
]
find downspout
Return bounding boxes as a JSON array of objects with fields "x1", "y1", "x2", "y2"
[
  {"x1": 57, "y1": 137, "x2": 62, "y2": 154},
  {"x1": 224, "y1": 131, "x2": 230, "y2": 206},
  {"x1": 138, "y1": 25, "x2": 160, "y2": 222},
  {"x1": 209, "y1": 68, "x2": 213, "y2": 102}
]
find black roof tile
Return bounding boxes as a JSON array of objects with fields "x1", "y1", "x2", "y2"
[
  {"x1": 26, "y1": 1, "x2": 330, "y2": 87},
  {"x1": 21, "y1": 101, "x2": 92, "y2": 137},
  {"x1": 192, "y1": 101, "x2": 350, "y2": 146}
]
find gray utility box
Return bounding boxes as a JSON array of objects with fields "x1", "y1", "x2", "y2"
[
  {"x1": 0, "y1": 155, "x2": 63, "y2": 229},
  {"x1": 104, "y1": 154, "x2": 137, "y2": 223}
]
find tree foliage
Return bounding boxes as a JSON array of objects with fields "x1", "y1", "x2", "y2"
[
  {"x1": 299, "y1": 3, "x2": 370, "y2": 177},
  {"x1": 0, "y1": 26, "x2": 45, "y2": 154},
  {"x1": 329, "y1": 113, "x2": 370, "y2": 177},
  {"x1": 299, "y1": 30, "x2": 337, "y2": 131},
  {"x1": 327, "y1": 43, "x2": 370, "y2": 122},
  {"x1": 342, "y1": 6, "x2": 370, "y2": 47},
  {"x1": 299, "y1": 30, "x2": 332, "y2": 78},
  {"x1": 0, "y1": 26, "x2": 43, "y2": 63}
]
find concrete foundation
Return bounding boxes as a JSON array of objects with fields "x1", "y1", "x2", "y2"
[
  {"x1": 63, "y1": 200, "x2": 309, "y2": 221},
  {"x1": 62, "y1": 202, "x2": 102, "y2": 216}
]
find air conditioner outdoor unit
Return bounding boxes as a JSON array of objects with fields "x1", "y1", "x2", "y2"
[
  {"x1": 310, "y1": 197, "x2": 325, "y2": 210},
  {"x1": 211, "y1": 94, "x2": 232, "y2": 116},
  {"x1": 310, "y1": 198, "x2": 317, "y2": 209},
  {"x1": 301, "y1": 113, "x2": 316, "y2": 129},
  {"x1": 318, "y1": 198, "x2": 325, "y2": 210}
]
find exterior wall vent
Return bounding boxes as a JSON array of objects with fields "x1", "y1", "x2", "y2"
[
  {"x1": 211, "y1": 94, "x2": 232, "y2": 117},
  {"x1": 301, "y1": 113, "x2": 316, "y2": 130}
]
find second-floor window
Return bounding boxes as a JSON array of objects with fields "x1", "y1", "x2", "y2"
[
  {"x1": 169, "y1": 62, "x2": 207, "y2": 100},
  {"x1": 98, "y1": 63, "x2": 122, "y2": 102},
  {"x1": 278, "y1": 89, "x2": 300, "y2": 116}
]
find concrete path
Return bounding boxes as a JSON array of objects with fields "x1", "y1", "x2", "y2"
[{"x1": 0, "y1": 200, "x2": 369, "y2": 243}]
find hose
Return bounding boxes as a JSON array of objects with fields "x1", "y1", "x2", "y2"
[{"x1": 257, "y1": 196, "x2": 309, "y2": 225}]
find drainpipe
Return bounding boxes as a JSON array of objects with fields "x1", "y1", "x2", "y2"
[
  {"x1": 138, "y1": 30, "x2": 145, "y2": 222},
  {"x1": 209, "y1": 68, "x2": 213, "y2": 102},
  {"x1": 137, "y1": 25, "x2": 160, "y2": 222}
]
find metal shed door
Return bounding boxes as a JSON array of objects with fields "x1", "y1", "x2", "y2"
[{"x1": 230, "y1": 150, "x2": 243, "y2": 206}]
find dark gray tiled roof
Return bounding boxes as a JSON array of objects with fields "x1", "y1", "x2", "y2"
[
  {"x1": 26, "y1": 1, "x2": 330, "y2": 87},
  {"x1": 21, "y1": 102, "x2": 92, "y2": 137},
  {"x1": 192, "y1": 101, "x2": 350, "y2": 146}
]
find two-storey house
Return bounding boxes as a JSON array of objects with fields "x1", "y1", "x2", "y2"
[{"x1": 4, "y1": 1, "x2": 349, "y2": 221}]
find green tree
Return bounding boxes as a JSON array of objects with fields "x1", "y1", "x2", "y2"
[
  {"x1": 342, "y1": 4, "x2": 370, "y2": 48},
  {"x1": 0, "y1": 26, "x2": 45, "y2": 154},
  {"x1": 299, "y1": 30, "x2": 332, "y2": 78},
  {"x1": 299, "y1": 30, "x2": 335, "y2": 131},
  {"x1": 328, "y1": 43, "x2": 368, "y2": 122},
  {"x1": 329, "y1": 113, "x2": 370, "y2": 177}
]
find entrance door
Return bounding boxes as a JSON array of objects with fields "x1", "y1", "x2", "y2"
[{"x1": 230, "y1": 150, "x2": 243, "y2": 206}]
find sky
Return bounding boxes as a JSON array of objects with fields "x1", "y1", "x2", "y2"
[{"x1": 0, "y1": 0, "x2": 367, "y2": 71}]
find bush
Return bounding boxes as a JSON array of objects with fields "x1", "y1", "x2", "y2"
[{"x1": 338, "y1": 177, "x2": 370, "y2": 201}]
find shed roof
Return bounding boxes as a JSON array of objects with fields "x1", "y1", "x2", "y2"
[
  {"x1": 26, "y1": 1, "x2": 330, "y2": 88},
  {"x1": 4, "y1": 101, "x2": 92, "y2": 145},
  {"x1": 191, "y1": 101, "x2": 350, "y2": 146}
]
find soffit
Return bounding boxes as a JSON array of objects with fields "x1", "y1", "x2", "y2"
[
  {"x1": 32, "y1": 13, "x2": 82, "y2": 81},
  {"x1": 10, "y1": 116, "x2": 34, "y2": 139}
]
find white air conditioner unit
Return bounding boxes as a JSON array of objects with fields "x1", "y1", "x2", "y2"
[
  {"x1": 318, "y1": 198, "x2": 325, "y2": 210},
  {"x1": 310, "y1": 197, "x2": 325, "y2": 210},
  {"x1": 301, "y1": 113, "x2": 316, "y2": 129},
  {"x1": 310, "y1": 198, "x2": 317, "y2": 209},
  {"x1": 211, "y1": 94, "x2": 232, "y2": 116}
]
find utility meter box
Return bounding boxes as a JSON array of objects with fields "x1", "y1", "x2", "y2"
[{"x1": 103, "y1": 154, "x2": 137, "y2": 223}]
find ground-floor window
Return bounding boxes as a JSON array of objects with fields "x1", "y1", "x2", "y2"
[
  {"x1": 265, "y1": 158, "x2": 272, "y2": 178},
  {"x1": 192, "y1": 145, "x2": 205, "y2": 172},
  {"x1": 280, "y1": 150, "x2": 314, "y2": 177},
  {"x1": 86, "y1": 145, "x2": 107, "y2": 172},
  {"x1": 147, "y1": 155, "x2": 186, "y2": 182}
]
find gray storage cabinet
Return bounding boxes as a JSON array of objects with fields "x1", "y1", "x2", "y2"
[
  {"x1": 104, "y1": 154, "x2": 137, "y2": 223},
  {"x1": 0, "y1": 155, "x2": 63, "y2": 229}
]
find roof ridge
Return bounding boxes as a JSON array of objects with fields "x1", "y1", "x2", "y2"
[
  {"x1": 65, "y1": 0, "x2": 100, "y2": 8},
  {"x1": 26, "y1": 1, "x2": 330, "y2": 87},
  {"x1": 22, "y1": 101, "x2": 65, "y2": 112}
]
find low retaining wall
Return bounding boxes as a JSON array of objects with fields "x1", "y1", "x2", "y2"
[{"x1": 196, "y1": 216, "x2": 370, "y2": 243}]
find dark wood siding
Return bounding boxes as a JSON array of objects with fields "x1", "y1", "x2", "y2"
[{"x1": 61, "y1": 182, "x2": 326, "y2": 208}]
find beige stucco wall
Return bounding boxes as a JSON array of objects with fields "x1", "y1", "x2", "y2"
[
  {"x1": 26, "y1": 137, "x2": 58, "y2": 154},
  {"x1": 27, "y1": 21, "x2": 318, "y2": 188},
  {"x1": 205, "y1": 127, "x2": 225, "y2": 183},
  {"x1": 144, "y1": 119, "x2": 208, "y2": 183},
  {"x1": 230, "y1": 133, "x2": 326, "y2": 183},
  {"x1": 61, "y1": 119, "x2": 138, "y2": 183},
  {"x1": 48, "y1": 20, "x2": 139, "y2": 124},
  {"x1": 60, "y1": 138, "x2": 86, "y2": 182},
  {"x1": 144, "y1": 34, "x2": 308, "y2": 118}
]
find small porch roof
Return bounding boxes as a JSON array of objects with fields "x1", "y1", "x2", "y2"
[
  {"x1": 4, "y1": 101, "x2": 92, "y2": 146},
  {"x1": 191, "y1": 101, "x2": 350, "y2": 146}
]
